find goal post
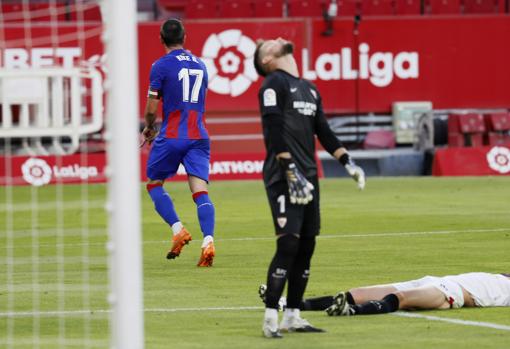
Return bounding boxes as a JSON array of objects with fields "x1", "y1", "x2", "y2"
[{"x1": 104, "y1": 0, "x2": 144, "y2": 348}]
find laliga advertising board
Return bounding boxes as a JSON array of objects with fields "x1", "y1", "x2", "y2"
[{"x1": 138, "y1": 16, "x2": 510, "y2": 115}]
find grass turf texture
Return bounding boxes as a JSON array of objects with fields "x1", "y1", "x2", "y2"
[{"x1": 1, "y1": 177, "x2": 509, "y2": 348}]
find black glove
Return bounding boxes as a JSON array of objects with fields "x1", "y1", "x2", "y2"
[
  {"x1": 279, "y1": 158, "x2": 314, "y2": 205},
  {"x1": 339, "y1": 153, "x2": 365, "y2": 190}
]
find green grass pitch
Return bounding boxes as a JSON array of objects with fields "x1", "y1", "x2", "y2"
[{"x1": 1, "y1": 176, "x2": 510, "y2": 348}]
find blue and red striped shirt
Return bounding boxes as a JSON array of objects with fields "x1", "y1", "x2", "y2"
[{"x1": 149, "y1": 49, "x2": 209, "y2": 139}]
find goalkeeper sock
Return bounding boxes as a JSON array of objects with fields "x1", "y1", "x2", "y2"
[
  {"x1": 147, "y1": 184, "x2": 179, "y2": 227},
  {"x1": 286, "y1": 237, "x2": 316, "y2": 309},
  {"x1": 351, "y1": 294, "x2": 400, "y2": 315},
  {"x1": 301, "y1": 296, "x2": 334, "y2": 311},
  {"x1": 265, "y1": 235, "x2": 300, "y2": 309},
  {"x1": 193, "y1": 191, "x2": 215, "y2": 238}
]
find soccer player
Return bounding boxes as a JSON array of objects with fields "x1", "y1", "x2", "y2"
[
  {"x1": 259, "y1": 272, "x2": 510, "y2": 315},
  {"x1": 142, "y1": 19, "x2": 215, "y2": 267},
  {"x1": 254, "y1": 37, "x2": 365, "y2": 338}
]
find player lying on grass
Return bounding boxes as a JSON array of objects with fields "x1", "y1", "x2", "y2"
[{"x1": 259, "y1": 272, "x2": 510, "y2": 315}]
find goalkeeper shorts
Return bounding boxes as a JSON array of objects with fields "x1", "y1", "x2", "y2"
[{"x1": 265, "y1": 176, "x2": 320, "y2": 237}]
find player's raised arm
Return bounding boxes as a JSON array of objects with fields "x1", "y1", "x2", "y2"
[{"x1": 314, "y1": 97, "x2": 365, "y2": 190}]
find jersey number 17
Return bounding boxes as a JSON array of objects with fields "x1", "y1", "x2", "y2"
[{"x1": 178, "y1": 68, "x2": 203, "y2": 103}]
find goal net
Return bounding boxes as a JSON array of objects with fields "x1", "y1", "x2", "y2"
[{"x1": 0, "y1": 1, "x2": 143, "y2": 348}]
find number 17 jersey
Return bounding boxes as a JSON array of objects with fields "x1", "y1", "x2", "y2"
[{"x1": 149, "y1": 48, "x2": 209, "y2": 140}]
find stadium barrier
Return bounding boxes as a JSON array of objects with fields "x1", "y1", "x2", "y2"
[
  {"x1": 433, "y1": 145, "x2": 510, "y2": 175},
  {"x1": 0, "y1": 67, "x2": 104, "y2": 154}
]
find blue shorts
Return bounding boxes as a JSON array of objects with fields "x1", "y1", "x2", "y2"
[{"x1": 146, "y1": 138, "x2": 210, "y2": 182}]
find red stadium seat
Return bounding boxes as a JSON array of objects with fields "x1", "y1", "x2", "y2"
[
  {"x1": 185, "y1": 0, "x2": 219, "y2": 19},
  {"x1": 360, "y1": 0, "x2": 394, "y2": 16},
  {"x1": 254, "y1": 0, "x2": 284, "y2": 17},
  {"x1": 363, "y1": 130, "x2": 396, "y2": 149},
  {"x1": 484, "y1": 113, "x2": 510, "y2": 146},
  {"x1": 426, "y1": 0, "x2": 461, "y2": 14},
  {"x1": 219, "y1": 0, "x2": 254, "y2": 18},
  {"x1": 395, "y1": 0, "x2": 422, "y2": 14},
  {"x1": 448, "y1": 113, "x2": 486, "y2": 147},
  {"x1": 338, "y1": 0, "x2": 360, "y2": 16},
  {"x1": 288, "y1": 0, "x2": 326, "y2": 17},
  {"x1": 158, "y1": 0, "x2": 188, "y2": 12},
  {"x1": 463, "y1": 0, "x2": 498, "y2": 13}
]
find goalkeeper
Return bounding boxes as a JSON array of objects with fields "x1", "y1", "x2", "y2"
[{"x1": 254, "y1": 37, "x2": 365, "y2": 338}]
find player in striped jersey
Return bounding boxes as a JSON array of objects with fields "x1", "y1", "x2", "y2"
[{"x1": 142, "y1": 19, "x2": 215, "y2": 267}]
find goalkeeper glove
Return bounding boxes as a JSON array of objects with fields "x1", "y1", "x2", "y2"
[
  {"x1": 339, "y1": 153, "x2": 365, "y2": 190},
  {"x1": 279, "y1": 158, "x2": 314, "y2": 205}
]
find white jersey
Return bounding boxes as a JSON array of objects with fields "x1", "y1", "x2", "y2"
[{"x1": 445, "y1": 272, "x2": 510, "y2": 307}]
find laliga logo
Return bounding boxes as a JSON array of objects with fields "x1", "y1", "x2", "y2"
[
  {"x1": 22, "y1": 158, "x2": 52, "y2": 187},
  {"x1": 21, "y1": 158, "x2": 99, "y2": 186},
  {"x1": 201, "y1": 29, "x2": 258, "y2": 97},
  {"x1": 486, "y1": 146, "x2": 510, "y2": 174}
]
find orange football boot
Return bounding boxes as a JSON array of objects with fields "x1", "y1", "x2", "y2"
[
  {"x1": 197, "y1": 241, "x2": 215, "y2": 267},
  {"x1": 166, "y1": 228, "x2": 192, "y2": 259}
]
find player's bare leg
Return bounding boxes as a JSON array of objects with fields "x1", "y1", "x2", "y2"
[
  {"x1": 146, "y1": 179, "x2": 192, "y2": 259},
  {"x1": 189, "y1": 175, "x2": 215, "y2": 267},
  {"x1": 349, "y1": 284, "x2": 399, "y2": 304}
]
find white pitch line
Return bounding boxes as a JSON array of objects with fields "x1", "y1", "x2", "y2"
[
  {"x1": 3, "y1": 306, "x2": 510, "y2": 333},
  {"x1": 0, "y1": 306, "x2": 262, "y2": 318},
  {"x1": 392, "y1": 311, "x2": 510, "y2": 332},
  {"x1": 5, "y1": 227, "x2": 509, "y2": 249}
]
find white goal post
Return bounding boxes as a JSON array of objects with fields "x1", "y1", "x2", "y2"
[{"x1": 104, "y1": 0, "x2": 144, "y2": 348}]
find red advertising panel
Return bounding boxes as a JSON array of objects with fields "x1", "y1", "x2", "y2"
[
  {"x1": 3, "y1": 17, "x2": 510, "y2": 115},
  {"x1": 432, "y1": 145, "x2": 510, "y2": 176},
  {"x1": 137, "y1": 16, "x2": 510, "y2": 115},
  {"x1": 0, "y1": 152, "x2": 267, "y2": 186},
  {"x1": 1, "y1": 24, "x2": 103, "y2": 70},
  {"x1": 0, "y1": 151, "x2": 329, "y2": 186}
]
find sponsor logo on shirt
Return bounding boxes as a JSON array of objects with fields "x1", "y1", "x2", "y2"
[{"x1": 293, "y1": 101, "x2": 317, "y2": 116}]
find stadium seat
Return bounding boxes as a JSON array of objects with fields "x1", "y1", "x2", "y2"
[
  {"x1": 253, "y1": 0, "x2": 285, "y2": 17},
  {"x1": 288, "y1": 0, "x2": 326, "y2": 17},
  {"x1": 360, "y1": 0, "x2": 395, "y2": 16},
  {"x1": 426, "y1": 0, "x2": 461, "y2": 14},
  {"x1": 219, "y1": 0, "x2": 254, "y2": 18},
  {"x1": 463, "y1": 0, "x2": 498, "y2": 13},
  {"x1": 185, "y1": 0, "x2": 219, "y2": 19},
  {"x1": 363, "y1": 130, "x2": 396, "y2": 149},
  {"x1": 158, "y1": 0, "x2": 188, "y2": 12},
  {"x1": 394, "y1": 0, "x2": 422, "y2": 14},
  {"x1": 338, "y1": 0, "x2": 360, "y2": 16},
  {"x1": 447, "y1": 113, "x2": 485, "y2": 147},
  {"x1": 484, "y1": 113, "x2": 510, "y2": 145}
]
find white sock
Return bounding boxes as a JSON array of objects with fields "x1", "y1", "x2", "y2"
[
  {"x1": 283, "y1": 308, "x2": 299, "y2": 319},
  {"x1": 201, "y1": 235, "x2": 213, "y2": 248},
  {"x1": 264, "y1": 308, "x2": 278, "y2": 321},
  {"x1": 171, "y1": 222, "x2": 183, "y2": 235}
]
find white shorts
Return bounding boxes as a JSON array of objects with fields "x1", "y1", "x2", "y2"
[{"x1": 392, "y1": 276, "x2": 465, "y2": 308}]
